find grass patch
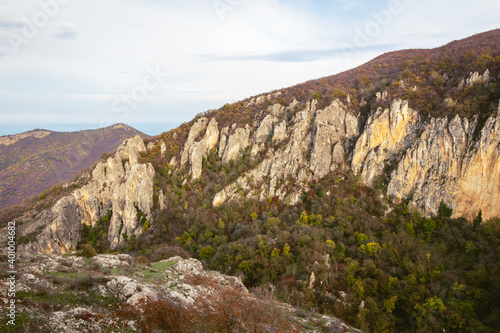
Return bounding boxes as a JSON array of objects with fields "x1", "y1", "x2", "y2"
[{"x1": 151, "y1": 260, "x2": 176, "y2": 270}]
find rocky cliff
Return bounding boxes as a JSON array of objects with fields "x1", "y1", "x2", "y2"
[
  {"x1": 19, "y1": 93, "x2": 500, "y2": 254},
  {"x1": 13, "y1": 30, "x2": 500, "y2": 256},
  {"x1": 19, "y1": 136, "x2": 155, "y2": 253}
]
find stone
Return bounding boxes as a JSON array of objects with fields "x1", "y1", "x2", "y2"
[
  {"x1": 181, "y1": 118, "x2": 219, "y2": 179},
  {"x1": 221, "y1": 126, "x2": 251, "y2": 163},
  {"x1": 160, "y1": 142, "x2": 166, "y2": 156},
  {"x1": 352, "y1": 99, "x2": 419, "y2": 186},
  {"x1": 93, "y1": 254, "x2": 131, "y2": 269},
  {"x1": 20, "y1": 135, "x2": 155, "y2": 253}
]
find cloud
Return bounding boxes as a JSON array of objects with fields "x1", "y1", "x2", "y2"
[
  {"x1": 0, "y1": 17, "x2": 24, "y2": 29},
  {"x1": 200, "y1": 43, "x2": 401, "y2": 63},
  {"x1": 68, "y1": 93, "x2": 116, "y2": 101},
  {"x1": 1, "y1": 0, "x2": 500, "y2": 135},
  {"x1": 51, "y1": 22, "x2": 78, "y2": 40}
]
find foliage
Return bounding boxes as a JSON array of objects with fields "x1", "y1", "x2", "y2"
[
  {"x1": 126, "y1": 167, "x2": 500, "y2": 332},
  {"x1": 96, "y1": 276, "x2": 299, "y2": 333}
]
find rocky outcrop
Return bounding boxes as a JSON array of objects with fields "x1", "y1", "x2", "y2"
[
  {"x1": 310, "y1": 99, "x2": 358, "y2": 178},
  {"x1": 221, "y1": 125, "x2": 251, "y2": 163},
  {"x1": 211, "y1": 93, "x2": 500, "y2": 222},
  {"x1": 458, "y1": 69, "x2": 491, "y2": 89},
  {"x1": 180, "y1": 117, "x2": 219, "y2": 179},
  {"x1": 20, "y1": 136, "x2": 155, "y2": 253},
  {"x1": 250, "y1": 104, "x2": 286, "y2": 157},
  {"x1": 2, "y1": 253, "x2": 359, "y2": 333},
  {"x1": 352, "y1": 99, "x2": 419, "y2": 186},
  {"x1": 0, "y1": 130, "x2": 52, "y2": 146},
  {"x1": 246, "y1": 91, "x2": 282, "y2": 107},
  {"x1": 387, "y1": 102, "x2": 500, "y2": 220},
  {"x1": 213, "y1": 99, "x2": 358, "y2": 207}
]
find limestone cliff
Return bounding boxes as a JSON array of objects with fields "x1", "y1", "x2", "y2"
[
  {"x1": 20, "y1": 136, "x2": 155, "y2": 253},
  {"x1": 209, "y1": 95, "x2": 500, "y2": 222},
  {"x1": 351, "y1": 99, "x2": 419, "y2": 186},
  {"x1": 387, "y1": 102, "x2": 500, "y2": 220},
  {"x1": 180, "y1": 117, "x2": 219, "y2": 179},
  {"x1": 212, "y1": 99, "x2": 358, "y2": 206}
]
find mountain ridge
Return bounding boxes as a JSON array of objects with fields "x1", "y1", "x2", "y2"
[
  {"x1": 0, "y1": 123, "x2": 148, "y2": 210},
  {"x1": 3, "y1": 29, "x2": 500, "y2": 332}
]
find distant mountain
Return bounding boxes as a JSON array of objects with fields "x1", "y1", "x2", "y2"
[{"x1": 0, "y1": 124, "x2": 147, "y2": 209}]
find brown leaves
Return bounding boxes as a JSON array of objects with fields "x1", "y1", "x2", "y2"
[{"x1": 95, "y1": 275, "x2": 300, "y2": 332}]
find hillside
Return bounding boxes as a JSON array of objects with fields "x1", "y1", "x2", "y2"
[
  {"x1": 0, "y1": 124, "x2": 147, "y2": 210},
  {"x1": 4, "y1": 29, "x2": 500, "y2": 332},
  {"x1": 0, "y1": 252, "x2": 360, "y2": 332}
]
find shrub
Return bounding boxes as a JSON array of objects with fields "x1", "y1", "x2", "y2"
[{"x1": 78, "y1": 243, "x2": 96, "y2": 258}]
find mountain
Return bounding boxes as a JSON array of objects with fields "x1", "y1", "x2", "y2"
[
  {"x1": 0, "y1": 124, "x2": 147, "y2": 210},
  {"x1": 4, "y1": 30, "x2": 500, "y2": 332}
]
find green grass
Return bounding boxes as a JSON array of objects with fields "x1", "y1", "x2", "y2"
[
  {"x1": 44, "y1": 271, "x2": 80, "y2": 281},
  {"x1": 151, "y1": 260, "x2": 176, "y2": 270}
]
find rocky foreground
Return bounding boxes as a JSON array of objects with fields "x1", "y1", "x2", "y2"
[{"x1": 0, "y1": 253, "x2": 361, "y2": 332}]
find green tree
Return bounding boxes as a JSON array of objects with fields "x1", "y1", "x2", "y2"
[{"x1": 473, "y1": 209, "x2": 482, "y2": 227}]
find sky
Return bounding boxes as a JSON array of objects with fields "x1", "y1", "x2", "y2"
[{"x1": 0, "y1": 0, "x2": 499, "y2": 136}]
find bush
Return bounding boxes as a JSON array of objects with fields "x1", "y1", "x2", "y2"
[{"x1": 78, "y1": 243, "x2": 96, "y2": 258}]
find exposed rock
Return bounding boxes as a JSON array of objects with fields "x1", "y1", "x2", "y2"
[
  {"x1": 160, "y1": 141, "x2": 166, "y2": 156},
  {"x1": 218, "y1": 126, "x2": 229, "y2": 157},
  {"x1": 376, "y1": 91, "x2": 388, "y2": 102},
  {"x1": 214, "y1": 101, "x2": 317, "y2": 206},
  {"x1": 214, "y1": 99, "x2": 358, "y2": 207},
  {"x1": 169, "y1": 256, "x2": 203, "y2": 275},
  {"x1": 310, "y1": 99, "x2": 356, "y2": 178},
  {"x1": 385, "y1": 100, "x2": 500, "y2": 220},
  {"x1": 459, "y1": 69, "x2": 491, "y2": 89},
  {"x1": 467, "y1": 69, "x2": 490, "y2": 86},
  {"x1": 352, "y1": 99, "x2": 419, "y2": 186},
  {"x1": 180, "y1": 117, "x2": 208, "y2": 167},
  {"x1": 272, "y1": 121, "x2": 287, "y2": 143},
  {"x1": 309, "y1": 271, "x2": 316, "y2": 289},
  {"x1": 169, "y1": 156, "x2": 177, "y2": 167},
  {"x1": 158, "y1": 189, "x2": 166, "y2": 210},
  {"x1": 221, "y1": 125, "x2": 251, "y2": 163},
  {"x1": 181, "y1": 117, "x2": 219, "y2": 179},
  {"x1": 92, "y1": 254, "x2": 132, "y2": 269},
  {"x1": 20, "y1": 136, "x2": 155, "y2": 253},
  {"x1": 251, "y1": 113, "x2": 279, "y2": 157},
  {"x1": 443, "y1": 97, "x2": 456, "y2": 107}
]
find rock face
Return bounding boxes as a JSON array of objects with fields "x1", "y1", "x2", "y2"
[
  {"x1": 19, "y1": 93, "x2": 500, "y2": 255},
  {"x1": 221, "y1": 125, "x2": 251, "y2": 163},
  {"x1": 180, "y1": 117, "x2": 220, "y2": 179},
  {"x1": 387, "y1": 104, "x2": 500, "y2": 220},
  {"x1": 210, "y1": 95, "x2": 500, "y2": 222},
  {"x1": 352, "y1": 99, "x2": 419, "y2": 186},
  {"x1": 213, "y1": 99, "x2": 358, "y2": 206},
  {"x1": 21, "y1": 136, "x2": 155, "y2": 253}
]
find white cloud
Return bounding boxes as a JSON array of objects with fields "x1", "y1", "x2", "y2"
[
  {"x1": 0, "y1": 0, "x2": 499, "y2": 135},
  {"x1": 51, "y1": 22, "x2": 78, "y2": 40}
]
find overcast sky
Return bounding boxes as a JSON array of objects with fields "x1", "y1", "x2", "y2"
[{"x1": 0, "y1": 0, "x2": 498, "y2": 136}]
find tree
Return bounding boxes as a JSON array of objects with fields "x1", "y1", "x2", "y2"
[
  {"x1": 438, "y1": 201, "x2": 453, "y2": 218},
  {"x1": 473, "y1": 209, "x2": 482, "y2": 227}
]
